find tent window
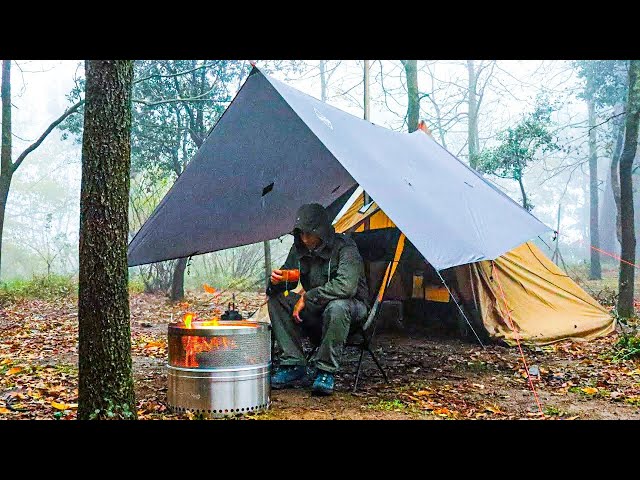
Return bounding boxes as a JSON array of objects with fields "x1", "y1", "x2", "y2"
[
  {"x1": 262, "y1": 182, "x2": 274, "y2": 196},
  {"x1": 358, "y1": 200, "x2": 375, "y2": 214}
]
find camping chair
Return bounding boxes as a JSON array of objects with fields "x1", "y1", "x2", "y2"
[
  {"x1": 305, "y1": 229, "x2": 405, "y2": 392},
  {"x1": 348, "y1": 230, "x2": 405, "y2": 392}
]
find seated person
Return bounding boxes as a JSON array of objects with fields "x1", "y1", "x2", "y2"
[{"x1": 267, "y1": 203, "x2": 370, "y2": 395}]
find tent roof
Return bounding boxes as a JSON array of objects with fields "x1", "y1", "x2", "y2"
[{"x1": 128, "y1": 66, "x2": 552, "y2": 271}]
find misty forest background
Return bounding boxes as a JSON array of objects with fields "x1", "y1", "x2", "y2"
[{"x1": 1, "y1": 60, "x2": 638, "y2": 313}]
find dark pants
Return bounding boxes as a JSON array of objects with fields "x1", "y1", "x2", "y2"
[{"x1": 268, "y1": 292, "x2": 368, "y2": 373}]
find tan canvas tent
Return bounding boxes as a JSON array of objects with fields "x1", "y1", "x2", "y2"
[{"x1": 334, "y1": 191, "x2": 614, "y2": 346}]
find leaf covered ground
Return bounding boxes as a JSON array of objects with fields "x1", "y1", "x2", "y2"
[{"x1": 2, "y1": 280, "x2": 640, "y2": 421}]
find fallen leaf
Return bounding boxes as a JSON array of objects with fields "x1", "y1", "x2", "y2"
[
  {"x1": 485, "y1": 405, "x2": 504, "y2": 414},
  {"x1": 414, "y1": 390, "x2": 434, "y2": 396},
  {"x1": 581, "y1": 387, "x2": 598, "y2": 395},
  {"x1": 0, "y1": 358, "x2": 11, "y2": 365},
  {"x1": 433, "y1": 407, "x2": 451, "y2": 416},
  {"x1": 0, "y1": 407, "x2": 11, "y2": 414},
  {"x1": 7, "y1": 367, "x2": 22, "y2": 375},
  {"x1": 203, "y1": 284, "x2": 216, "y2": 294},
  {"x1": 51, "y1": 401, "x2": 70, "y2": 410}
]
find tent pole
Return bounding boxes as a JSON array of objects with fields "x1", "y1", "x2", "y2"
[
  {"x1": 363, "y1": 60, "x2": 371, "y2": 206},
  {"x1": 436, "y1": 270, "x2": 485, "y2": 348}
]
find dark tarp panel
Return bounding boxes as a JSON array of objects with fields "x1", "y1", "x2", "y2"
[
  {"x1": 128, "y1": 69, "x2": 357, "y2": 266},
  {"x1": 128, "y1": 67, "x2": 552, "y2": 270}
]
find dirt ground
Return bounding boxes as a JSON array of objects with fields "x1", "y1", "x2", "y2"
[{"x1": 2, "y1": 285, "x2": 640, "y2": 421}]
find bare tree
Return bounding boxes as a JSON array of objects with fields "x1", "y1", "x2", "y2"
[
  {"x1": 586, "y1": 84, "x2": 602, "y2": 279},
  {"x1": 617, "y1": 60, "x2": 640, "y2": 319},
  {"x1": 0, "y1": 60, "x2": 82, "y2": 278},
  {"x1": 467, "y1": 60, "x2": 496, "y2": 168}
]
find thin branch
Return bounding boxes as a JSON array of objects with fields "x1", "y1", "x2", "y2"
[
  {"x1": 134, "y1": 62, "x2": 219, "y2": 85},
  {"x1": 587, "y1": 111, "x2": 626, "y2": 134},
  {"x1": 12, "y1": 100, "x2": 83, "y2": 173},
  {"x1": 133, "y1": 96, "x2": 231, "y2": 107}
]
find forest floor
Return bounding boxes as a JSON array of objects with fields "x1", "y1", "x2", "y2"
[{"x1": 2, "y1": 265, "x2": 640, "y2": 421}]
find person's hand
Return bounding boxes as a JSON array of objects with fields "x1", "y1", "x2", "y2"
[
  {"x1": 292, "y1": 294, "x2": 306, "y2": 324},
  {"x1": 270, "y1": 269, "x2": 284, "y2": 285}
]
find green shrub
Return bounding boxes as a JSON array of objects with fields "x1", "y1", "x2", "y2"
[
  {"x1": 610, "y1": 334, "x2": 640, "y2": 362},
  {"x1": 0, "y1": 274, "x2": 77, "y2": 302},
  {"x1": 128, "y1": 277, "x2": 146, "y2": 294}
]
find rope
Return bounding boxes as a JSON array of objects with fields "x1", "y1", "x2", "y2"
[
  {"x1": 435, "y1": 270, "x2": 485, "y2": 349},
  {"x1": 491, "y1": 261, "x2": 544, "y2": 416},
  {"x1": 526, "y1": 242, "x2": 571, "y2": 278},
  {"x1": 591, "y1": 245, "x2": 640, "y2": 269}
]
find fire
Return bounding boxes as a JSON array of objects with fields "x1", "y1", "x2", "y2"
[
  {"x1": 182, "y1": 335, "x2": 238, "y2": 368},
  {"x1": 178, "y1": 312, "x2": 237, "y2": 367},
  {"x1": 200, "y1": 318, "x2": 220, "y2": 327},
  {"x1": 183, "y1": 312, "x2": 195, "y2": 329}
]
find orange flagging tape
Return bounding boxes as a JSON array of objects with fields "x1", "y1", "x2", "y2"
[
  {"x1": 591, "y1": 245, "x2": 640, "y2": 269},
  {"x1": 491, "y1": 261, "x2": 544, "y2": 417}
]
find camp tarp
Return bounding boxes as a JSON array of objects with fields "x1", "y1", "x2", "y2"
[{"x1": 128, "y1": 66, "x2": 551, "y2": 271}]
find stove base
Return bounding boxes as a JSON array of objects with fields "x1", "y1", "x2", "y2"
[{"x1": 168, "y1": 363, "x2": 271, "y2": 418}]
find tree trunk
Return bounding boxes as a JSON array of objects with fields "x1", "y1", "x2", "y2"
[
  {"x1": 467, "y1": 60, "x2": 480, "y2": 169},
  {"x1": 263, "y1": 240, "x2": 272, "y2": 289},
  {"x1": 0, "y1": 175, "x2": 10, "y2": 280},
  {"x1": 587, "y1": 95, "x2": 601, "y2": 279},
  {"x1": 78, "y1": 60, "x2": 136, "y2": 420},
  {"x1": 617, "y1": 60, "x2": 640, "y2": 319},
  {"x1": 170, "y1": 257, "x2": 188, "y2": 301},
  {"x1": 1, "y1": 60, "x2": 12, "y2": 278},
  {"x1": 403, "y1": 60, "x2": 419, "y2": 133},
  {"x1": 319, "y1": 60, "x2": 327, "y2": 102},
  {"x1": 517, "y1": 174, "x2": 529, "y2": 211},
  {"x1": 611, "y1": 108, "x2": 625, "y2": 246}
]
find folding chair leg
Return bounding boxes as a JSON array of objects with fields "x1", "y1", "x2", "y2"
[
  {"x1": 353, "y1": 348, "x2": 366, "y2": 393},
  {"x1": 367, "y1": 347, "x2": 389, "y2": 383}
]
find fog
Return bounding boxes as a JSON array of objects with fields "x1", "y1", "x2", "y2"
[{"x1": 0, "y1": 60, "x2": 625, "y2": 286}]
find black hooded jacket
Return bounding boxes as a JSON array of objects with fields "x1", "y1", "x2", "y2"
[{"x1": 266, "y1": 203, "x2": 370, "y2": 309}]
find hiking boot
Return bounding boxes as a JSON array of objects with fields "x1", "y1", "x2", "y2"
[
  {"x1": 271, "y1": 365, "x2": 306, "y2": 389},
  {"x1": 311, "y1": 370, "x2": 335, "y2": 396}
]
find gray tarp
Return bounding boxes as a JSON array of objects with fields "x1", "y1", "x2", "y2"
[{"x1": 128, "y1": 67, "x2": 552, "y2": 271}]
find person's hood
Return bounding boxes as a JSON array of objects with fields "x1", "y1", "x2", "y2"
[{"x1": 292, "y1": 203, "x2": 335, "y2": 256}]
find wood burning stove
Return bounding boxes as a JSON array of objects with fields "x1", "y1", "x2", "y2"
[{"x1": 167, "y1": 320, "x2": 271, "y2": 418}]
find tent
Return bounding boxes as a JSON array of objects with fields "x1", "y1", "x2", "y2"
[
  {"x1": 127, "y1": 66, "x2": 614, "y2": 346},
  {"x1": 333, "y1": 190, "x2": 614, "y2": 345}
]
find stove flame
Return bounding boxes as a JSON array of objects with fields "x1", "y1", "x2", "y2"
[
  {"x1": 183, "y1": 312, "x2": 195, "y2": 329},
  {"x1": 177, "y1": 313, "x2": 238, "y2": 367}
]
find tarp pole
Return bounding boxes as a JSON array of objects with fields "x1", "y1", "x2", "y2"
[{"x1": 363, "y1": 232, "x2": 405, "y2": 331}]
